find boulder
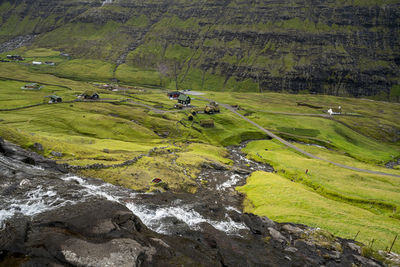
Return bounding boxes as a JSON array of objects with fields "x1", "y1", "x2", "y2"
[
  {"x1": 51, "y1": 151, "x2": 62, "y2": 157},
  {"x1": 282, "y1": 224, "x2": 303, "y2": 235},
  {"x1": 268, "y1": 227, "x2": 288, "y2": 244},
  {"x1": 33, "y1": 142, "x2": 44, "y2": 152},
  {"x1": 348, "y1": 242, "x2": 361, "y2": 254},
  {"x1": 60, "y1": 238, "x2": 145, "y2": 267}
]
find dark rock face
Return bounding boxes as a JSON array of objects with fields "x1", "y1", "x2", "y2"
[{"x1": 0, "y1": 0, "x2": 399, "y2": 98}]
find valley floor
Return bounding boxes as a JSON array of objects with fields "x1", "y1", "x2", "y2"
[{"x1": 0, "y1": 62, "x2": 399, "y2": 256}]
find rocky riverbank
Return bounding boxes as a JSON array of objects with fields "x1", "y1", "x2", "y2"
[{"x1": 0, "y1": 138, "x2": 389, "y2": 266}]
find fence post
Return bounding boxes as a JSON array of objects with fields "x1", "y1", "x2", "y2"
[
  {"x1": 389, "y1": 234, "x2": 398, "y2": 253},
  {"x1": 354, "y1": 230, "x2": 360, "y2": 241}
]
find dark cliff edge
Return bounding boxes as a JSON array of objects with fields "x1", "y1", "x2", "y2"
[
  {"x1": 0, "y1": 137, "x2": 389, "y2": 266},
  {"x1": 0, "y1": 0, "x2": 399, "y2": 100}
]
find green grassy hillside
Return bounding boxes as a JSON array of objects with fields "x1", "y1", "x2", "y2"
[
  {"x1": 0, "y1": 0, "x2": 400, "y2": 255},
  {"x1": 1, "y1": 0, "x2": 399, "y2": 100},
  {"x1": 0, "y1": 63, "x2": 399, "y2": 253}
]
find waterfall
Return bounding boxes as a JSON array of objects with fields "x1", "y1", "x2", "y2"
[{"x1": 101, "y1": 0, "x2": 113, "y2": 7}]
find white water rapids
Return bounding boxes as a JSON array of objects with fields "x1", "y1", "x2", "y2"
[
  {"x1": 101, "y1": 0, "x2": 113, "y2": 7},
  {"x1": 0, "y1": 143, "x2": 274, "y2": 236},
  {"x1": 0, "y1": 173, "x2": 247, "y2": 235}
]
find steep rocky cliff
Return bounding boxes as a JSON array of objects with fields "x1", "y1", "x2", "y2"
[{"x1": 0, "y1": 0, "x2": 399, "y2": 99}]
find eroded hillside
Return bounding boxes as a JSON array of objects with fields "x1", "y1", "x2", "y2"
[{"x1": 0, "y1": 0, "x2": 399, "y2": 99}]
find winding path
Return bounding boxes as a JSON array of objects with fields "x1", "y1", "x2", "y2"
[{"x1": 220, "y1": 103, "x2": 400, "y2": 178}]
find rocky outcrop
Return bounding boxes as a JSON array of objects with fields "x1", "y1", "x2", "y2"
[{"x1": 0, "y1": 137, "x2": 389, "y2": 266}]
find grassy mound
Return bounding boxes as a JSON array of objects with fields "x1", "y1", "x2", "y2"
[{"x1": 237, "y1": 171, "x2": 400, "y2": 253}]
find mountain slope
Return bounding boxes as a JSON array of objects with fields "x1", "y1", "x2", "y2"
[{"x1": 0, "y1": 0, "x2": 399, "y2": 99}]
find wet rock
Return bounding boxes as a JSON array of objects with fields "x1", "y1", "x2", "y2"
[
  {"x1": 268, "y1": 227, "x2": 288, "y2": 243},
  {"x1": 21, "y1": 156, "x2": 36, "y2": 165},
  {"x1": 282, "y1": 224, "x2": 303, "y2": 235},
  {"x1": 324, "y1": 251, "x2": 341, "y2": 260},
  {"x1": 201, "y1": 161, "x2": 228, "y2": 171},
  {"x1": 19, "y1": 179, "x2": 31, "y2": 186},
  {"x1": 353, "y1": 255, "x2": 381, "y2": 267},
  {"x1": 150, "y1": 238, "x2": 170, "y2": 248},
  {"x1": 0, "y1": 137, "x2": 5, "y2": 154},
  {"x1": 260, "y1": 216, "x2": 276, "y2": 228},
  {"x1": 33, "y1": 142, "x2": 44, "y2": 152},
  {"x1": 284, "y1": 247, "x2": 298, "y2": 253},
  {"x1": 60, "y1": 238, "x2": 145, "y2": 267},
  {"x1": 294, "y1": 240, "x2": 313, "y2": 251},
  {"x1": 284, "y1": 255, "x2": 292, "y2": 261},
  {"x1": 51, "y1": 151, "x2": 62, "y2": 157},
  {"x1": 0, "y1": 138, "x2": 67, "y2": 173},
  {"x1": 199, "y1": 222, "x2": 275, "y2": 266},
  {"x1": 348, "y1": 242, "x2": 361, "y2": 254},
  {"x1": 243, "y1": 213, "x2": 271, "y2": 235}
]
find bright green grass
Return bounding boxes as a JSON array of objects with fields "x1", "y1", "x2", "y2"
[
  {"x1": 250, "y1": 113, "x2": 399, "y2": 164},
  {"x1": 115, "y1": 64, "x2": 161, "y2": 86},
  {"x1": 0, "y1": 80, "x2": 75, "y2": 108},
  {"x1": 54, "y1": 59, "x2": 115, "y2": 81},
  {"x1": 0, "y1": 92, "x2": 237, "y2": 191},
  {"x1": 22, "y1": 48, "x2": 60, "y2": 57},
  {"x1": 0, "y1": 63, "x2": 97, "y2": 92},
  {"x1": 80, "y1": 142, "x2": 232, "y2": 192},
  {"x1": 0, "y1": 103, "x2": 159, "y2": 142},
  {"x1": 203, "y1": 91, "x2": 400, "y2": 163},
  {"x1": 176, "y1": 143, "x2": 232, "y2": 166},
  {"x1": 236, "y1": 171, "x2": 400, "y2": 253},
  {"x1": 294, "y1": 142, "x2": 400, "y2": 176},
  {"x1": 204, "y1": 91, "x2": 400, "y2": 125},
  {"x1": 242, "y1": 140, "x2": 400, "y2": 213}
]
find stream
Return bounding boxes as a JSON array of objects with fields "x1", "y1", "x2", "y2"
[
  {"x1": 0, "y1": 142, "x2": 273, "y2": 237},
  {"x1": 0, "y1": 139, "x2": 389, "y2": 266}
]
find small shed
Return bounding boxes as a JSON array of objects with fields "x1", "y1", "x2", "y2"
[
  {"x1": 167, "y1": 91, "x2": 181, "y2": 99},
  {"x1": 80, "y1": 91, "x2": 100, "y2": 100},
  {"x1": 21, "y1": 83, "x2": 41, "y2": 90},
  {"x1": 32, "y1": 61, "x2": 43, "y2": 65},
  {"x1": 7, "y1": 55, "x2": 23, "y2": 61},
  {"x1": 87, "y1": 93, "x2": 99, "y2": 100},
  {"x1": 47, "y1": 95, "x2": 62, "y2": 104},
  {"x1": 327, "y1": 106, "x2": 341, "y2": 115},
  {"x1": 177, "y1": 94, "x2": 191, "y2": 105}
]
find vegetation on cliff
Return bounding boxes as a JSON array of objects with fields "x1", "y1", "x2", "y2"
[{"x1": 0, "y1": 0, "x2": 399, "y2": 99}]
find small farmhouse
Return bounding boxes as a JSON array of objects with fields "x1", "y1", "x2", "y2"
[
  {"x1": 7, "y1": 55, "x2": 23, "y2": 61},
  {"x1": 21, "y1": 83, "x2": 41, "y2": 90},
  {"x1": 79, "y1": 91, "x2": 100, "y2": 100},
  {"x1": 32, "y1": 61, "x2": 42, "y2": 65},
  {"x1": 177, "y1": 94, "x2": 191, "y2": 105},
  {"x1": 167, "y1": 91, "x2": 181, "y2": 99},
  {"x1": 47, "y1": 95, "x2": 62, "y2": 104},
  {"x1": 327, "y1": 106, "x2": 342, "y2": 115}
]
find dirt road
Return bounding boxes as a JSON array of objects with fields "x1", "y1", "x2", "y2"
[{"x1": 221, "y1": 103, "x2": 400, "y2": 178}]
